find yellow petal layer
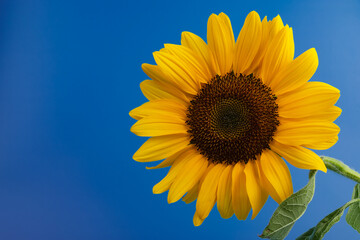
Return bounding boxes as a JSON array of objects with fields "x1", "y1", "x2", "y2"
[
  {"x1": 277, "y1": 82, "x2": 340, "y2": 119},
  {"x1": 129, "y1": 99, "x2": 187, "y2": 120},
  {"x1": 152, "y1": 149, "x2": 193, "y2": 194},
  {"x1": 141, "y1": 64, "x2": 189, "y2": 102},
  {"x1": 217, "y1": 165, "x2": 234, "y2": 219},
  {"x1": 168, "y1": 150, "x2": 208, "y2": 203},
  {"x1": 244, "y1": 160, "x2": 268, "y2": 219},
  {"x1": 164, "y1": 44, "x2": 210, "y2": 85},
  {"x1": 130, "y1": 116, "x2": 187, "y2": 137},
  {"x1": 274, "y1": 120, "x2": 340, "y2": 150},
  {"x1": 193, "y1": 211, "x2": 205, "y2": 226},
  {"x1": 261, "y1": 26, "x2": 294, "y2": 85},
  {"x1": 207, "y1": 13, "x2": 234, "y2": 75},
  {"x1": 133, "y1": 134, "x2": 189, "y2": 162},
  {"x1": 183, "y1": 164, "x2": 216, "y2": 204},
  {"x1": 294, "y1": 106, "x2": 342, "y2": 122},
  {"x1": 139, "y1": 80, "x2": 169, "y2": 101},
  {"x1": 270, "y1": 48, "x2": 319, "y2": 95},
  {"x1": 153, "y1": 51, "x2": 199, "y2": 95},
  {"x1": 232, "y1": 163, "x2": 251, "y2": 220},
  {"x1": 270, "y1": 140, "x2": 327, "y2": 172},
  {"x1": 165, "y1": 44, "x2": 211, "y2": 82},
  {"x1": 259, "y1": 150, "x2": 293, "y2": 203},
  {"x1": 181, "y1": 31, "x2": 219, "y2": 76},
  {"x1": 244, "y1": 16, "x2": 268, "y2": 75},
  {"x1": 233, "y1": 11, "x2": 262, "y2": 74},
  {"x1": 146, "y1": 147, "x2": 189, "y2": 170},
  {"x1": 196, "y1": 164, "x2": 225, "y2": 220},
  {"x1": 182, "y1": 183, "x2": 199, "y2": 204},
  {"x1": 268, "y1": 15, "x2": 284, "y2": 39},
  {"x1": 141, "y1": 63, "x2": 169, "y2": 82},
  {"x1": 248, "y1": 15, "x2": 285, "y2": 76}
]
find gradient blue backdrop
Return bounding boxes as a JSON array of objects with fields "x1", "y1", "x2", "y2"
[{"x1": 0, "y1": 0, "x2": 359, "y2": 239}]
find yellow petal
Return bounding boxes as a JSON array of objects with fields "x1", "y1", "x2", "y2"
[
  {"x1": 270, "y1": 48, "x2": 319, "y2": 95},
  {"x1": 182, "y1": 183, "x2": 199, "y2": 204},
  {"x1": 196, "y1": 164, "x2": 226, "y2": 220},
  {"x1": 248, "y1": 15, "x2": 285, "y2": 76},
  {"x1": 232, "y1": 163, "x2": 251, "y2": 220},
  {"x1": 259, "y1": 150, "x2": 293, "y2": 203},
  {"x1": 130, "y1": 116, "x2": 187, "y2": 137},
  {"x1": 133, "y1": 134, "x2": 190, "y2": 162},
  {"x1": 277, "y1": 82, "x2": 340, "y2": 119},
  {"x1": 217, "y1": 165, "x2": 234, "y2": 219},
  {"x1": 164, "y1": 44, "x2": 211, "y2": 85},
  {"x1": 218, "y1": 13, "x2": 235, "y2": 39},
  {"x1": 244, "y1": 16, "x2": 268, "y2": 75},
  {"x1": 165, "y1": 44, "x2": 212, "y2": 83},
  {"x1": 146, "y1": 158, "x2": 174, "y2": 170},
  {"x1": 270, "y1": 140, "x2": 327, "y2": 172},
  {"x1": 141, "y1": 63, "x2": 169, "y2": 82},
  {"x1": 129, "y1": 99, "x2": 187, "y2": 120},
  {"x1": 168, "y1": 151, "x2": 208, "y2": 203},
  {"x1": 294, "y1": 106, "x2": 342, "y2": 122},
  {"x1": 261, "y1": 26, "x2": 294, "y2": 85},
  {"x1": 199, "y1": 163, "x2": 215, "y2": 184},
  {"x1": 233, "y1": 11, "x2": 262, "y2": 74},
  {"x1": 207, "y1": 13, "x2": 234, "y2": 75},
  {"x1": 152, "y1": 149, "x2": 193, "y2": 194},
  {"x1": 307, "y1": 136, "x2": 338, "y2": 150},
  {"x1": 181, "y1": 31, "x2": 219, "y2": 76},
  {"x1": 268, "y1": 15, "x2": 284, "y2": 40},
  {"x1": 146, "y1": 147, "x2": 189, "y2": 170},
  {"x1": 274, "y1": 120, "x2": 340, "y2": 150},
  {"x1": 142, "y1": 63, "x2": 189, "y2": 100},
  {"x1": 244, "y1": 160, "x2": 268, "y2": 219},
  {"x1": 139, "y1": 80, "x2": 175, "y2": 102},
  {"x1": 184, "y1": 164, "x2": 216, "y2": 204},
  {"x1": 193, "y1": 211, "x2": 205, "y2": 226},
  {"x1": 139, "y1": 79, "x2": 189, "y2": 104},
  {"x1": 153, "y1": 51, "x2": 199, "y2": 95},
  {"x1": 190, "y1": 165, "x2": 215, "y2": 226},
  {"x1": 258, "y1": 164, "x2": 281, "y2": 204}
]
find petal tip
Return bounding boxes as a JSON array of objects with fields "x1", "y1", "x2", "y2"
[
  {"x1": 247, "y1": 11, "x2": 261, "y2": 21},
  {"x1": 319, "y1": 163, "x2": 327, "y2": 173},
  {"x1": 129, "y1": 109, "x2": 137, "y2": 119},
  {"x1": 193, "y1": 212, "x2": 204, "y2": 226},
  {"x1": 167, "y1": 192, "x2": 178, "y2": 204},
  {"x1": 208, "y1": 13, "x2": 217, "y2": 19},
  {"x1": 141, "y1": 63, "x2": 149, "y2": 70},
  {"x1": 250, "y1": 211, "x2": 258, "y2": 220},
  {"x1": 249, "y1": 10, "x2": 259, "y2": 15},
  {"x1": 132, "y1": 152, "x2": 140, "y2": 162},
  {"x1": 133, "y1": 148, "x2": 147, "y2": 162},
  {"x1": 152, "y1": 184, "x2": 162, "y2": 194}
]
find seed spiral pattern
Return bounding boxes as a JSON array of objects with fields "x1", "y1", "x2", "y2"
[{"x1": 186, "y1": 72, "x2": 279, "y2": 165}]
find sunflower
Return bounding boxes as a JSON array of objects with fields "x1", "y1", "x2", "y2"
[{"x1": 129, "y1": 11, "x2": 341, "y2": 226}]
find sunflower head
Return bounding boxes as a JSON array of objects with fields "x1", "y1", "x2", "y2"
[
  {"x1": 130, "y1": 11, "x2": 341, "y2": 226},
  {"x1": 186, "y1": 72, "x2": 280, "y2": 165}
]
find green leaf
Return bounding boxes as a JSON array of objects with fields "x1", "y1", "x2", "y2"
[
  {"x1": 296, "y1": 198, "x2": 360, "y2": 240},
  {"x1": 260, "y1": 170, "x2": 317, "y2": 240},
  {"x1": 345, "y1": 184, "x2": 360, "y2": 233},
  {"x1": 296, "y1": 227, "x2": 315, "y2": 239}
]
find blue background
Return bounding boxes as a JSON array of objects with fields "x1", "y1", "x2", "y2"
[{"x1": 0, "y1": 0, "x2": 359, "y2": 239}]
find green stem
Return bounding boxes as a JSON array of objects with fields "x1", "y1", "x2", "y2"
[{"x1": 321, "y1": 156, "x2": 360, "y2": 183}]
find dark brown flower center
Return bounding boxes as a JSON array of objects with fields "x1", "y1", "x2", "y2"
[{"x1": 186, "y1": 72, "x2": 279, "y2": 165}]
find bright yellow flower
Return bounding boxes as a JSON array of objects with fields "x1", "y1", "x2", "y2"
[{"x1": 130, "y1": 11, "x2": 341, "y2": 226}]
